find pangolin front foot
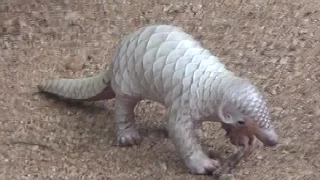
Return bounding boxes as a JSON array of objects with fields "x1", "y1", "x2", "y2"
[{"x1": 186, "y1": 151, "x2": 221, "y2": 175}]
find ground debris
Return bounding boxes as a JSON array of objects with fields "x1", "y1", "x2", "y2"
[{"x1": 211, "y1": 147, "x2": 252, "y2": 180}]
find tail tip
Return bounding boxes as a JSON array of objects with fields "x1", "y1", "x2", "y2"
[{"x1": 37, "y1": 83, "x2": 45, "y2": 91}]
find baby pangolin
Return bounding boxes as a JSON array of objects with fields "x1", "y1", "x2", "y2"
[{"x1": 38, "y1": 24, "x2": 279, "y2": 175}]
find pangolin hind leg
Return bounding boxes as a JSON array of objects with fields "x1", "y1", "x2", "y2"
[{"x1": 114, "y1": 96, "x2": 141, "y2": 146}]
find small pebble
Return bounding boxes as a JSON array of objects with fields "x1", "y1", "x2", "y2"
[
  {"x1": 157, "y1": 161, "x2": 168, "y2": 171},
  {"x1": 65, "y1": 58, "x2": 85, "y2": 71}
]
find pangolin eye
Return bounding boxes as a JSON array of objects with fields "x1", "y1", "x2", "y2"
[{"x1": 237, "y1": 120, "x2": 245, "y2": 125}]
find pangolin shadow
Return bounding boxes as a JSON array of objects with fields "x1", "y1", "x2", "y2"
[{"x1": 37, "y1": 91, "x2": 168, "y2": 144}]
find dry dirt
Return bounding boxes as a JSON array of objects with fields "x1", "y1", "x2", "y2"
[{"x1": 1, "y1": 0, "x2": 320, "y2": 179}]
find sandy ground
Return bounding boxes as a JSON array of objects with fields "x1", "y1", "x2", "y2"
[{"x1": 1, "y1": 0, "x2": 320, "y2": 179}]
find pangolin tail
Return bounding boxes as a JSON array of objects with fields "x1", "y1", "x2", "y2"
[{"x1": 38, "y1": 68, "x2": 115, "y2": 101}]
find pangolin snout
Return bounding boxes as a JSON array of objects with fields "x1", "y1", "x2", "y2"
[{"x1": 256, "y1": 128, "x2": 279, "y2": 147}]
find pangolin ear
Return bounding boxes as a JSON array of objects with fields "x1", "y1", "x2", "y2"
[{"x1": 217, "y1": 100, "x2": 243, "y2": 125}]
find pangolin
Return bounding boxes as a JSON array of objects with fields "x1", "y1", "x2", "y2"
[{"x1": 38, "y1": 24, "x2": 279, "y2": 175}]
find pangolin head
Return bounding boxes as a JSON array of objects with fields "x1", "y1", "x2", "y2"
[{"x1": 221, "y1": 76, "x2": 279, "y2": 147}]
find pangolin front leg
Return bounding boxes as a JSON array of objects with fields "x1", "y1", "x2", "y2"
[
  {"x1": 114, "y1": 97, "x2": 141, "y2": 146},
  {"x1": 166, "y1": 109, "x2": 220, "y2": 175}
]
